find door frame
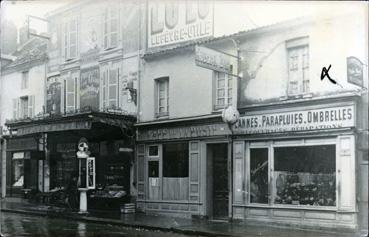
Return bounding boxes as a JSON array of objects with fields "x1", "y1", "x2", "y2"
[{"x1": 205, "y1": 141, "x2": 230, "y2": 219}]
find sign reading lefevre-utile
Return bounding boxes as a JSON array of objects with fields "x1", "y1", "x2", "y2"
[
  {"x1": 148, "y1": 2, "x2": 213, "y2": 48},
  {"x1": 233, "y1": 105, "x2": 355, "y2": 134}
]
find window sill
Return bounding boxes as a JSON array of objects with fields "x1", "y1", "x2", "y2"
[
  {"x1": 155, "y1": 112, "x2": 169, "y2": 119},
  {"x1": 213, "y1": 104, "x2": 230, "y2": 112},
  {"x1": 233, "y1": 203, "x2": 338, "y2": 211},
  {"x1": 286, "y1": 92, "x2": 313, "y2": 99}
]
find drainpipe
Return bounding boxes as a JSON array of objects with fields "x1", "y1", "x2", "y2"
[{"x1": 228, "y1": 38, "x2": 241, "y2": 221}]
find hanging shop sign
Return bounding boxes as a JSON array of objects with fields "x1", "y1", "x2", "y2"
[
  {"x1": 148, "y1": 1, "x2": 213, "y2": 48},
  {"x1": 195, "y1": 46, "x2": 237, "y2": 74},
  {"x1": 80, "y1": 66, "x2": 100, "y2": 110},
  {"x1": 87, "y1": 157, "x2": 96, "y2": 189},
  {"x1": 347, "y1": 56, "x2": 364, "y2": 87},
  {"x1": 137, "y1": 123, "x2": 229, "y2": 141},
  {"x1": 233, "y1": 105, "x2": 355, "y2": 135}
]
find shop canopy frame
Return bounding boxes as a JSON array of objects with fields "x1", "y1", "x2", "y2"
[{"x1": 5, "y1": 111, "x2": 136, "y2": 137}]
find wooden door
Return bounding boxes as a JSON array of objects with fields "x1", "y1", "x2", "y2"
[{"x1": 212, "y1": 143, "x2": 228, "y2": 218}]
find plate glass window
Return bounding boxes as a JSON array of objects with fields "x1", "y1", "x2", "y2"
[{"x1": 274, "y1": 145, "x2": 336, "y2": 206}]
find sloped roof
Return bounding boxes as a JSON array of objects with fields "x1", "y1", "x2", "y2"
[{"x1": 1, "y1": 37, "x2": 48, "y2": 72}]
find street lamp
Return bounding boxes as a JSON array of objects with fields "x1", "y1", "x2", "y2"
[
  {"x1": 76, "y1": 141, "x2": 90, "y2": 214},
  {"x1": 222, "y1": 105, "x2": 240, "y2": 220}
]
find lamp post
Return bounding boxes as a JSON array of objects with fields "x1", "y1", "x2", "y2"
[
  {"x1": 76, "y1": 141, "x2": 90, "y2": 214},
  {"x1": 222, "y1": 105, "x2": 240, "y2": 220}
]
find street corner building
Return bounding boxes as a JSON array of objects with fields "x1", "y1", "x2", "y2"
[
  {"x1": 0, "y1": 0, "x2": 141, "y2": 213},
  {"x1": 0, "y1": 0, "x2": 368, "y2": 236}
]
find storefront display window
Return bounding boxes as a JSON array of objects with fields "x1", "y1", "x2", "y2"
[
  {"x1": 273, "y1": 145, "x2": 336, "y2": 206},
  {"x1": 13, "y1": 159, "x2": 24, "y2": 187},
  {"x1": 250, "y1": 148, "x2": 268, "y2": 204}
]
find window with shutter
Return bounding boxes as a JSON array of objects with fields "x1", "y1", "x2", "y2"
[
  {"x1": 66, "y1": 76, "x2": 75, "y2": 112},
  {"x1": 12, "y1": 98, "x2": 17, "y2": 119},
  {"x1": 108, "y1": 68, "x2": 118, "y2": 108},
  {"x1": 103, "y1": 7, "x2": 119, "y2": 49},
  {"x1": 287, "y1": 45, "x2": 309, "y2": 95},
  {"x1": 63, "y1": 17, "x2": 78, "y2": 60},
  {"x1": 214, "y1": 72, "x2": 232, "y2": 110},
  {"x1": 155, "y1": 78, "x2": 169, "y2": 117},
  {"x1": 27, "y1": 95, "x2": 35, "y2": 118}
]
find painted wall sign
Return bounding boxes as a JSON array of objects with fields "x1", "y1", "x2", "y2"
[
  {"x1": 233, "y1": 105, "x2": 355, "y2": 135},
  {"x1": 46, "y1": 76, "x2": 61, "y2": 114},
  {"x1": 195, "y1": 46, "x2": 237, "y2": 74},
  {"x1": 137, "y1": 123, "x2": 229, "y2": 141},
  {"x1": 80, "y1": 66, "x2": 100, "y2": 110},
  {"x1": 148, "y1": 1, "x2": 213, "y2": 48},
  {"x1": 347, "y1": 56, "x2": 364, "y2": 87}
]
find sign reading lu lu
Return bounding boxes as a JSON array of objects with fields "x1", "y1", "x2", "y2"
[{"x1": 148, "y1": 1, "x2": 213, "y2": 48}]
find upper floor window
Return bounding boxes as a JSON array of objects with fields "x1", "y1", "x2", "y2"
[
  {"x1": 101, "y1": 63, "x2": 120, "y2": 109},
  {"x1": 287, "y1": 37, "x2": 309, "y2": 95},
  {"x1": 103, "y1": 7, "x2": 119, "y2": 49},
  {"x1": 21, "y1": 71, "x2": 29, "y2": 89},
  {"x1": 155, "y1": 78, "x2": 169, "y2": 118},
  {"x1": 12, "y1": 95, "x2": 34, "y2": 119},
  {"x1": 63, "y1": 72, "x2": 79, "y2": 113},
  {"x1": 214, "y1": 72, "x2": 232, "y2": 110},
  {"x1": 63, "y1": 17, "x2": 78, "y2": 60}
]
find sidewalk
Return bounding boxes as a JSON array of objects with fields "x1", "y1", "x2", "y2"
[{"x1": 0, "y1": 199, "x2": 363, "y2": 237}]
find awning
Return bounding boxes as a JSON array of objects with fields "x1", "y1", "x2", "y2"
[
  {"x1": 17, "y1": 120, "x2": 91, "y2": 136},
  {"x1": 6, "y1": 112, "x2": 136, "y2": 136}
]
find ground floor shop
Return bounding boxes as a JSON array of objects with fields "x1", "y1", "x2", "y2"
[
  {"x1": 136, "y1": 96, "x2": 367, "y2": 231},
  {"x1": 136, "y1": 116, "x2": 233, "y2": 219},
  {"x1": 231, "y1": 97, "x2": 365, "y2": 231},
  {"x1": 3, "y1": 112, "x2": 136, "y2": 212}
]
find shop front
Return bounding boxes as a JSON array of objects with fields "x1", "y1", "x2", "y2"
[
  {"x1": 5, "y1": 136, "x2": 44, "y2": 198},
  {"x1": 231, "y1": 97, "x2": 359, "y2": 230},
  {"x1": 136, "y1": 116, "x2": 232, "y2": 219},
  {"x1": 5, "y1": 111, "x2": 135, "y2": 212}
]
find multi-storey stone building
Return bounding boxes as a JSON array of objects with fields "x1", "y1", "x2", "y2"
[
  {"x1": 136, "y1": 10, "x2": 368, "y2": 233},
  {"x1": 1, "y1": 0, "x2": 143, "y2": 211}
]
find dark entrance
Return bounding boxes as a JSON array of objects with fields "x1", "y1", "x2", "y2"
[{"x1": 207, "y1": 143, "x2": 228, "y2": 219}]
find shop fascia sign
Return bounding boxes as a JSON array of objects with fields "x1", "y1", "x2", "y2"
[
  {"x1": 233, "y1": 105, "x2": 355, "y2": 135},
  {"x1": 195, "y1": 45, "x2": 238, "y2": 75},
  {"x1": 148, "y1": 1, "x2": 213, "y2": 48}
]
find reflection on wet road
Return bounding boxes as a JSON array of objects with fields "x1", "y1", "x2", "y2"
[{"x1": 0, "y1": 212, "x2": 201, "y2": 237}]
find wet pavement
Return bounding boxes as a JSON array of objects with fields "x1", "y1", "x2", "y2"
[
  {"x1": 0, "y1": 212, "x2": 204, "y2": 237},
  {"x1": 0, "y1": 199, "x2": 364, "y2": 237}
]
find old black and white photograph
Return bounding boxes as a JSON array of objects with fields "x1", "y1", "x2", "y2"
[{"x1": 0, "y1": 0, "x2": 368, "y2": 236}]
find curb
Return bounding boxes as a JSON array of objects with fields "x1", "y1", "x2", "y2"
[{"x1": 1, "y1": 208, "x2": 232, "y2": 237}]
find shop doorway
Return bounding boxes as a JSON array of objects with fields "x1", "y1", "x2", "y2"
[{"x1": 207, "y1": 143, "x2": 228, "y2": 219}]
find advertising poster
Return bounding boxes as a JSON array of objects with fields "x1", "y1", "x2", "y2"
[
  {"x1": 80, "y1": 66, "x2": 100, "y2": 110},
  {"x1": 46, "y1": 76, "x2": 61, "y2": 114}
]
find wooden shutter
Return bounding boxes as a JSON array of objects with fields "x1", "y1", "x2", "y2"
[
  {"x1": 103, "y1": 8, "x2": 109, "y2": 49},
  {"x1": 110, "y1": 8, "x2": 118, "y2": 48},
  {"x1": 189, "y1": 141, "x2": 200, "y2": 213},
  {"x1": 12, "y1": 98, "x2": 17, "y2": 119},
  {"x1": 69, "y1": 18, "x2": 77, "y2": 58},
  {"x1": 337, "y1": 135, "x2": 356, "y2": 211},
  {"x1": 108, "y1": 68, "x2": 117, "y2": 108},
  {"x1": 137, "y1": 144, "x2": 146, "y2": 202},
  {"x1": 27, "y1": 95, "x2": 35, "y2": 118}
]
